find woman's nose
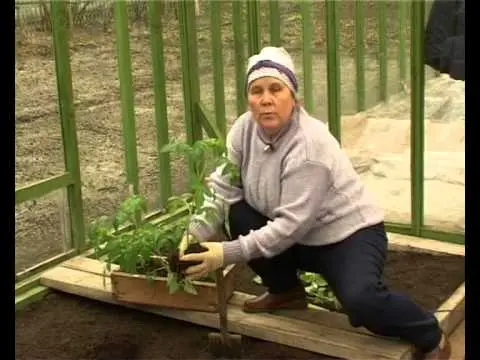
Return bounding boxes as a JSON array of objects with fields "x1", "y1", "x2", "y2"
[{"x1": 259, "y1": 94, "x2": 273, "y2": 105}]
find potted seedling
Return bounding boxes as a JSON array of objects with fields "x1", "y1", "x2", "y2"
[{"x1": 88, "y1": 138, "x2": 241, "y2": 312}]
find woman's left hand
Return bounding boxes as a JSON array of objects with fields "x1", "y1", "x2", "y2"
[{"x1": 180, "y1": 242, "x2": 224, "y2": 280}]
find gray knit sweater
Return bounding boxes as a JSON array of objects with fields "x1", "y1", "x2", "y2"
[{"x1": 188, "y1": 107, "x2": 384, "y2": 265}]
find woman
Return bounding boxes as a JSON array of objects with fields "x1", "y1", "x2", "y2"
[{"x1": 179, "y1": 46, "x2": 451, "y2": 360}]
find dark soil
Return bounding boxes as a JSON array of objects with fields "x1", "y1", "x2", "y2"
[
  {"x1": 169, "y1": 242, "x2": 209, "y2": 275},
  {"x1": 15, "y1": 250, "x2": 464, "y2": 360}
]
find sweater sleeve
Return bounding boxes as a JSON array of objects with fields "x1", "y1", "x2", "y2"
[
  {"x1": 222, "y1": 160, "x2": 332, "y2": 264},
  {"x1": 187, "y1": 122, "x2": 245, "y2": 241}
]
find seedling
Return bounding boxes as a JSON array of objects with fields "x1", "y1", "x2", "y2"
[
  {"x1": 253, "y1": 272, "x2": 342, "y2": 312},
  {"x1": 88, "y1": 137, "x2": 240, "y2": 295},
  {"x1": 300, "y1": 272, "x2": 342, "y2": 312}
]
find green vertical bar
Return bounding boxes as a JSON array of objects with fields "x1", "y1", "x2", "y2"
[
  {"x1": 378, "y1": 1, "x2": 388, "y2": 102},
  {"x1": 269, "y1": 0, "x2": 281, "y2": 46},
  {"x1": 246, "y1": 0, "x2": 261, "y2": 57},
  {"x1": 210, "y1": 1, "x2": 226, "y2": 139},
  {"x1": 50, "y1": 1, "x2": 85, "y2": 251},
  {"x1": 325, "y1": 0, "x2": 341, "y2": 143},
  {"x1": 147, "y1": 1, "x2": 172, "y2": 208},
  {"x1": 410, "y1": 0, "x2": 425, "y2": 235},
  {"x1": 300, "y1": 0, "x2": 313, "y2": 113},
  {"x1": 178, "y1": 0, "x2": 203, "y2": 185},
  {"x1": 398, "y1": 0, "x2": 407, "y2": 89},
  {"x1": 114, "y1": 1, "x2": 139, "y2": 195},
  {"x1": 232, "y1": 1, "x2": 246, "y2": 115},
  {"x1": 355, "y1": 0, "x2": 365, "y2": 112}
]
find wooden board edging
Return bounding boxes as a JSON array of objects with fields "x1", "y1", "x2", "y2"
[
  {"x1": 39, "y1": 260, "x2": 413, "y2": 360},
  {"x1": 435, "y1": 282, "x2": 465, "y2": 335},
  {"x1": 387, "y1": 233, "x2": 465, "y2": 256},
  {"x1": 38, "y1": 251, "x2": 465, "y2": 360}
]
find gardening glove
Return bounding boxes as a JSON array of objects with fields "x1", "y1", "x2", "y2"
[
  {"x1": 180, "y1": 242, "x2": 224, "y2": 281},
  {"x1": 178, "y1": 233, "x2": 194, "y2": 256}
]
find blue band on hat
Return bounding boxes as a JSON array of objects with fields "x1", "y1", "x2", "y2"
[{"x1": 246, "y1": 59, "x2": 298, "y2": 92}]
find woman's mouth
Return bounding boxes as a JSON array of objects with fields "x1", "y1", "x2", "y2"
[{"x1": 261, "y1": 112, "x2": 275, "y2": 117}]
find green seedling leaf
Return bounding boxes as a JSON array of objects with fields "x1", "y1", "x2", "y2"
[
  {"x1": 160, "y1": 141, "x2": 193, "y2": 157},
  {"x1": 183, "y1": 280, "x2": 198, "y2": 295},
  {"x1": 167, "y1": 272, "x2": 181, "y2": 294}
]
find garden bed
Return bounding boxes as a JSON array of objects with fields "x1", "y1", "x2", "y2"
[
  {"x1": 16, "y1": 247, "x2": 464, "y2": 360},
  {"x1": 235, "y1": 249, "x2": 465, "y2": 313}
]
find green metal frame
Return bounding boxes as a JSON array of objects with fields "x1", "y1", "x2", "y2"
[
  {"x1": 355, "y1": 0, "x2": 365, "y2": 112},
  {"x1": 300, "y1": 0, "x2": 313, "y2": 113},
  {"x1": 210, "y1": 1, "x2": 227, "y2": 139},
  {"x1": 178, "y1": 0, "x2": 204, "y2": 186},
  {"x1": 246, "y1": 0, "x2": 261, "y2": 57},
  {"x1": 51, "y1": 1, "x2": 86, "y2": 252},
  {"x1": 268, "y1": 1, "x2": 281, "y2": 46},
  {"x1": 148, "y1": 1, "x2": 172, "y2": 208},
  {"x1": 16, "y1": 0, "x2": 464, "y2": 310},
  {"x1": 115, "y1": 1, "x2": 140, "y2": 195},
  {"x1": 232, "y1": 1, "x2": 246, "y2": 115},
  {"x1": 325, "y1": 0, "x2": 341, "y2": 142},
  {"x1": 378, "y1": 1, "x2": 388, "y2": 102}
]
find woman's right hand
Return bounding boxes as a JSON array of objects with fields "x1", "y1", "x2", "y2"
[{"x1": 178, "y1": 233, "x2": 194, "y2": 256}]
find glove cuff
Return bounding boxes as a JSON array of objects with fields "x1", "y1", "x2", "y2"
[{"x1": 222, "y1": 240, "x2": 246, "y2": 265}]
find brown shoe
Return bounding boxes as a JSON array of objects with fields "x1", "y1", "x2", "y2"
[
  {"x1": 243, "y1": 286, "x2": 308, "y2": 313},
  {"x1": 418, "y1": 332, "x2": 451, "y2": 360}
]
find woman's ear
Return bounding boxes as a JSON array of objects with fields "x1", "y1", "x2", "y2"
[{"x1": 290, "y1": 90, "x2": 302, "y2": 107}]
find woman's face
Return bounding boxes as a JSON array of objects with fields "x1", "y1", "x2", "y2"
[{"x1": 247, "y1": 76, "x2": 296, "y2": 135}]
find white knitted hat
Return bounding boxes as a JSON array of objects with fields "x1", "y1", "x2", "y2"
[{"x1": 245, "y1": 46, "x2": 298, "y2": 96}]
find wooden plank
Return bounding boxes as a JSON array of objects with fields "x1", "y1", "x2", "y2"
[
  {"x1": 15, "y1": 273, "x2": 42, "y2": 295},
  {"x1": 435, "y1": 282, "x2": 465, "y2": 335},
  {"x1": 16, "y1": 249, "x2": 77, "y2": 282},
  {"x1": 229, "y1": 291, "x2": 376, "y2": 337},
  {"x1": 387, "y1": 233, "x2": 465, "y2": 256},
  {"x1": 16, "y1": 285, "x2": 50, "y2": 312},
  {"x1": 40, "y1": 265, "x2": 412, "y2": 360},
  {"x1": 62, "y1": 255, "x2": 119, "y2": 275},
  {"x1": 449, "y1": 320, "x2": 465, "y2": 360}
]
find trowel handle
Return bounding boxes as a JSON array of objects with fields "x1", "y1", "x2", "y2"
[{"x1": 215, "y1": 268, "x2": 228, "y2": 337}]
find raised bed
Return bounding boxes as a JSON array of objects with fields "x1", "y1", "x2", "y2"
[
  {"x1": 25, "y1": 235, "x2": 464, "y2": 360},
  {"x1": 233, "y1": 245, "x2": 465, "y2": 337}
]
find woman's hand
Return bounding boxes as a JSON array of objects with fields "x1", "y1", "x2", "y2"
[
  {"x1": 180, "y1": 242, "x2": 224, "y2": 280},
  {"x1": 178, "y1": 233, "x2": 193, "y2": 256}
]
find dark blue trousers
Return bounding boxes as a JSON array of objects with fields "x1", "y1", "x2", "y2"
[{"x1": 228, "y1": 200, "x2": 442, "y2": 353}]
